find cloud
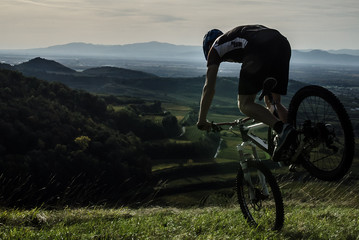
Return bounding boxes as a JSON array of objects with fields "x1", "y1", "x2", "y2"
[
  {"x1": 1, "y1": 0, "x2": 359, "y2": 49},
  {"x1": 9, "y1": 0, "x2": 76, "y2": 9},
  {"x1": 7, "y1": 0, "x2": 186, "y2": 22},
  {"x1": 151, "y1": 15, "x2": 185, "y2": 23}
]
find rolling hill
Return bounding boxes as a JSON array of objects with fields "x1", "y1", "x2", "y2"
[
  {"x1": 0, "y1": 68, "x2": 223, "y2": 207},
  {"x1": 0, "y1": 57, "x2": 309, "y2": 113},
  {"x1": 15, "y1": 57, "x2": 76, "y2": 74},
  {"x1": 82, "y1": 66, "x2": 157, "y2": 78}
]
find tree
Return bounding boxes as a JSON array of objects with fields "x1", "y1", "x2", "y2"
[{"x1": 162, "y1": 114, "x2": 181, "y2": 137}]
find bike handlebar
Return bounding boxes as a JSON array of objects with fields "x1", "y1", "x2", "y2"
[{"x1": 210, "y1": 117, "x2": 253, "y2": 132}]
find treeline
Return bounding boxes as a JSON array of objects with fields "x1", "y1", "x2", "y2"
[{"x1": 0, "y1": 69, "x2": 218, "y2": 207}]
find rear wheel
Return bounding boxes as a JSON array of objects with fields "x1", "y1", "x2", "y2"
[
  {"x1": 236, "y1": 160, "x2": 284, "y2": 230},
  {"x1": 287, "y1": 85, "x2": 354, "y2": 181}
]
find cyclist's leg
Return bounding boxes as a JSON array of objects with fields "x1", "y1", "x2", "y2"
[
  {"x1": 264, "y1": 93, "x2": 288, "y2": 123},
  {"x1": 238, "y1": 94, "x2": 279, "y2": 128},
  {"x1": 262, "y1": 34, "x2": 290, "y2": 124}
]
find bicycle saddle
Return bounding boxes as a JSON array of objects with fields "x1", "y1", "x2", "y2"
[{"x1": 259, "y1": 77, "x2": 277, "y2": 101}]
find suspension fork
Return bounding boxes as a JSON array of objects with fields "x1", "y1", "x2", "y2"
[{"x1": 237, "y1": 141, "x2": 269, "y2": 198}]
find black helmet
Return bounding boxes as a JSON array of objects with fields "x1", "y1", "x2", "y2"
[{"x1": 203, "y1": 29, "x2": 223, "y2": 60}]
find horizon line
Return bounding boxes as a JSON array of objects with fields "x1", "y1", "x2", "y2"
[{"x1": 1, "y1": 41, "x2": 359, "y2": 52}]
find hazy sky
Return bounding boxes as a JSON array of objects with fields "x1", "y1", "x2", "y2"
[{"x1": 1, "y1": 0, "x2": 359, "y2": 50}]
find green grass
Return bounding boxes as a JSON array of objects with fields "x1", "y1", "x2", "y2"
[
  {"x1": 1, "y1": 204, "x2": 359, "y2": 239},
  {"x1": 2, "y1": 102, "x2": 357, "y2": 239},
  {"x1": 1, "y1": 177, "x2": 359, "y2": 239},
  {"x1": 162, "y1": 103, "x2": 192, "y2": 121}
]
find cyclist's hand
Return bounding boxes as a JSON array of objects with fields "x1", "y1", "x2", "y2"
[{"x1": 197, "y1": 120, "x2": 212, "y2": 132}]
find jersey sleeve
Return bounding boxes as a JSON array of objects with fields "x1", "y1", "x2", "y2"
[{"x1": 207, "y1": 47, "x2": 221, "y2": 66}]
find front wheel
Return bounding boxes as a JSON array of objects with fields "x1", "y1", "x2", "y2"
[
  {"x1": 236, "y1": 160, "x2": 284, "y2": 230},
  {"x1": 287, "y1": 85, "x2": 355, "y2": 181}
]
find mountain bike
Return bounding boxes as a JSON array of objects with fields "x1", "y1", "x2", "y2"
[{"x1": 210, "y1": 79, "x2": 355, "y2": 230}]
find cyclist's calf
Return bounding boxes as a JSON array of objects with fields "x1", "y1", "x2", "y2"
[{"x1": 264, "y1": 93, "x2": 288, "y2": 123}]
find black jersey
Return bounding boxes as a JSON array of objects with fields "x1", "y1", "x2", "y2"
[
  {"x1": 206, "y1": 24, "x2": 291, "y2": 95},
  {"x1": 207, "y1": 25, "x2": 283, "y2": 66}
]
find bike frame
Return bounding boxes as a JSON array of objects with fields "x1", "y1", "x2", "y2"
[
  {"x1": 217, "y1": 118, "x2": 276, "y2": 200},
  {"x1": 214, "y1": 84, "x2": 280, "y2": 202},
  {"x1": 238, "y1": 120, "x2": 274, "y2": 156},
  {"x1": 218, "y1": 117, "x2": 275, "y2": 163}
]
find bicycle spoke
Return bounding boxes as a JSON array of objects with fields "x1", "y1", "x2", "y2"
[
  {"x1": 294, "y1": 94, "x2": 348, "y2": 172},
  {"x1": 237, "y1": 161, "x2": 283, "y2": 230},
  {"x1": 288, "y1": 85, "x2": 354, "y2": 181}
]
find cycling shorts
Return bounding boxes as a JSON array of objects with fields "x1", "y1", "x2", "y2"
[{"x1": 238, "y1": 32, "x2": 291, "y2": 95}]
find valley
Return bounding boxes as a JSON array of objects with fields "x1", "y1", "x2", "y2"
[{"x1": 1, "y1": 50, "x2": 359, "y2": 238}]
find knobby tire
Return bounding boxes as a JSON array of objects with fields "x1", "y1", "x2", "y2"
[
  {"x1": 236, "y1": 160, "x2": 284, "y2": 231},
  {"x1": 287, "y1": 85, "x2": 354, "y2": 181}
]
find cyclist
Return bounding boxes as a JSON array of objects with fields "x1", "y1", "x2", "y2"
[{"x1": 197, "y1": 24, "x2": 296, "y2": 161}]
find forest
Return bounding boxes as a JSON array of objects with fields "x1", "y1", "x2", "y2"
[{"x1": 0, "y1": 69, "x2": 219, "y2": 207}]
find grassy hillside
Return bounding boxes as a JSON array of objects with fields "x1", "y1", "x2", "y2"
[
  {"x1": 1, "y1": 202, "x2": 358, "y2": 239},
  {"x1": 0, "y1": 69, "x2": 220, "y2": 207}
]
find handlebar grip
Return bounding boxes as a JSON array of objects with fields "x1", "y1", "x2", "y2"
[{"x1": 211, "y1": 122, "x2": 222, "y2": 132}]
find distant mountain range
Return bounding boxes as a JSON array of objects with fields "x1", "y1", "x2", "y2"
[
  {"x1": 328, "y1": 49, "x2": 359, "y2": 56},
  {"x1": 1, "y1": 42, "x2": 359, "y2": 65},
  {"x1": 0, "y1": 42, "x2": 201, "y2": 61},
  {"x1": 291, "y1": 49, "x2": 359, "y2": 65}
]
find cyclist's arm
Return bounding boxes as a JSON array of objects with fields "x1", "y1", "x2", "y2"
[{"x1": 197, "y1": 64, "x2": 219, "y2": 130}]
